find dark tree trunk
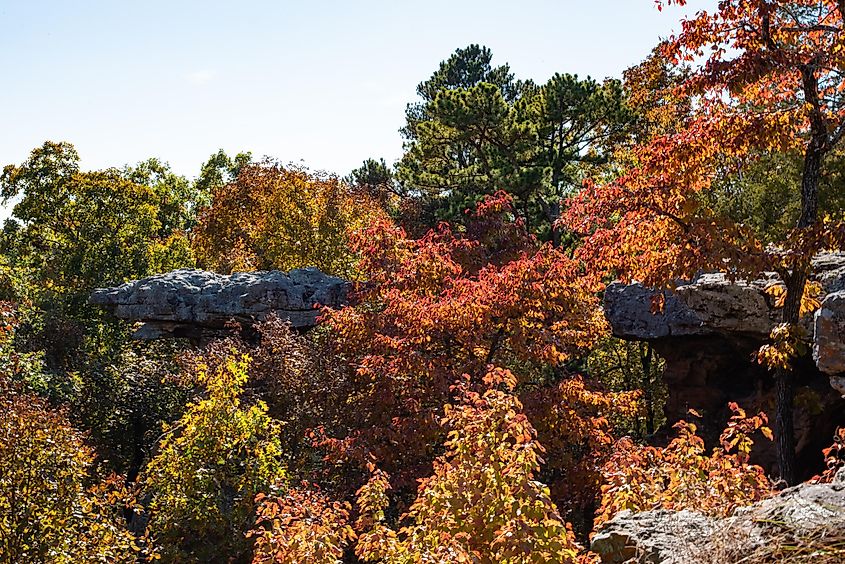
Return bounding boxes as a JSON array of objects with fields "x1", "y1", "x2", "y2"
[
  {"x1": 549, "y1": 200, "x2": 562, "y2": 248},
  {"x1": 774, "y1": 65, "x2": 826, "y2": 485},
  {"x1": 774, "y1": 270, "x2": 805, "y2": 486}
]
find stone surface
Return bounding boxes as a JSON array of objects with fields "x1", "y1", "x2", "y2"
[
  {"x1": 813, "y1": 251, "x2": 845, "y2": 294},
  {"x1": 90, "y1": 268, "x2": 349, "y2": 339},
  {"x1": 815, "y1": 291, "x2": 845, "y2": 376},
  {"x1": 591, "y1": 509, "x2": 714, "y2": 564},
  {"x1": 604, "y1": 272, "x2": 787, "y2": 342},
  {"x1": 603, "y1": 252, "x2": 845, "y2": 478},
  {"x1": 592, "y1": 468, "x2": 845, "y2": 563}
]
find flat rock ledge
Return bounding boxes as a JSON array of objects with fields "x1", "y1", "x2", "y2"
[
  {"x1": 592, "y1": 468, "x2": 845, "y2": 563},
  {"x1": 90, "y1": 268, "x2": 349, "y2": 340},
  {"x1": 603, "y1": 252, "x2": 845, "y2": 379}
]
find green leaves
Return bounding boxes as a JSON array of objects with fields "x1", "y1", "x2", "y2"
[
  {"x1": 397, "y1": 46, "x2": 632, "y2": 240},
  {"x1": 1, "y1": 142, "x2": 195, "y2": 303},
  {"x1": 141, "y1": 355, "x2": 286, "y2": 562}
]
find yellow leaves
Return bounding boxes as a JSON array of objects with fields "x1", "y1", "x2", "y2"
[
  {"x1": 757, "y1": 323, "x2": 808, "y2": 371},
  {"x1": 765, "y1": 280, "x2": 822, "y2": 317},
  {"x1": 801, "y1": 280, "x2": 823, "y2": 316},
  {"x1": 141, "y1": 355, "x2": 285, "y2": 561},
  {"x1": 764, "y1": 281, "x2": 787, "y2": 307},
  {"x1": 0, "y1": 376, "x2": 139, "y2": 562},
  {"x1": 192, "y1": 161, "x2": 388, "y2": 277}
]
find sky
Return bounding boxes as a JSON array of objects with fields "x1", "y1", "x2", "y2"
[{"x1": 0, "y1": 0, "x2": 715, "y2": 188}]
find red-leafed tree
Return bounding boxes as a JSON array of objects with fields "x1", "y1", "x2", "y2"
[
  {"x1": 318, "y1": 192, "x2": 635, "y2": 518},
  {"x1": 562, "y1": 0, "x2": 845, "y2": 483}
]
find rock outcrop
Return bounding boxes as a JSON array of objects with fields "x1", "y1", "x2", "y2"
[
  {"x1": 90, "y1": 268, "x2": 349, "y2": 340},
  {"x1": 816, "y1": 291, "x2": 845, "y2": 377},
  {"x1": 604, "y1": 252, "x2": 845, "y2": 357},
  {"x1": 603, "y1": 252, "x2": 845, "y2": 478},
  {"x1": 592, "y1": 468, "x2": 845, "y2": 563}
]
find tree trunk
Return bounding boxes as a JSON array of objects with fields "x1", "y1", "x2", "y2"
[
  {"x1": 549, "y1": 200, "x2": 562, "y2": 248},
  {"x1": 640, "y1": 342, "x2": 655, "y2": 436},
  {"x1": 774, "y1": 270, "x2": 805, "y2": 486},
  {"x1": 772, "y1": 65, "x2": 825, "y2": 486}
]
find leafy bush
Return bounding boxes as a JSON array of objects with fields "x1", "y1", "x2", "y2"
[
  {"x1": 142, "y1": 355, "x2": 285, "y2": 562},
  {"x1": 596, "y1": 403, "x2": 774, "y2": 527},
  {"x1": 0, "y1": 376, "x2": 137, "y2": 562}
]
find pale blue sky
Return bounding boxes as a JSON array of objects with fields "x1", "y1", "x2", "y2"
[{"x1": 0, "y1": 0, "x2": 713, "y2": 183}]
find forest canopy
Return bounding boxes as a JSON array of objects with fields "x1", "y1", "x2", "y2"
[{"x1": 2, "y1": 2, "x2": 845, "y2": 562}]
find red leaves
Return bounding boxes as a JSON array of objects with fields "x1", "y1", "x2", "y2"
[
  {"x1": 562, "y1": 1, "x2": 845, "y2": 292},
  {"x1": 596, "y1": 402, "x2": 774, "y2": 527}
]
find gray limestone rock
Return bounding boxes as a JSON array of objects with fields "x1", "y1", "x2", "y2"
[
  {"x1": 603, "y1": 252, "x2": 845, "y2": 378},
  {"x1": 592, "y1": 468, "x2": 845, "y2": 563},
  {"x1": 90, "y1": 268, "x2": 349, "y2": 339}
]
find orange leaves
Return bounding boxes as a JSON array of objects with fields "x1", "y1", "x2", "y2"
[
  {"x1": 192, "y1": 160, "x2": 387, "y2": 277},
  {"x1": 563, "y1": 1, "x2": 845, "y2": 294},
  {"x1": 0, "y1": 375, "x2": 139, "y2": 561},
  {"x1": 311, "y1": 193, "x2": 626, "y2": 543},
  {"x1": 765, "y1": 279, "x2": 823, "y2": 317},
  {"x1": 596, "y1": 403, "x2": 774, "y2": 528},
  {"x1": 719, "y1": 402, "x2": 772, "y2": 463},
  {"x1": 811, "y1": 427, "x2": 845, "y2": 484},
  {"x1": 250, "y1": 484, "x2": 354, "y2": 564},
  {"x1": 353, "y1": 370, "x2": 581, "y2": 563}
]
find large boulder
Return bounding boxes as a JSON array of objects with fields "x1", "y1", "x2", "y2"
[
  {"x1": 591, "y1": 468, "x2": 845, "y2": 563},
  {"x1": 603, "y1": 274, "x2": 776, "y2": 340},
  {"x1": 90, "y1": 268, "x2": 349, "y2": 340},
  {"x1": 605, "y1": 252, "x2": 845, "y2": 346},
  {"x1": 603, "y1": 252, "x2": 845, "y2": 478}
]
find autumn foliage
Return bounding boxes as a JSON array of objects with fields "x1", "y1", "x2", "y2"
[
  {"x1": 353, "y1": 369, "x2": 581, "y2": 563},
  {"x1": 250, "y1": 484, "x2": 354, "y2": 564},
  {"x1": 192, "y1": 160, "x2": 386, "y2": 277},
  {"x1": 596, "y1": 403, "x2": 774, "y2": 528},
  {"x1": 6, "y1": 3, "x2": 845, "y2": 561},
  {"x1": 318, "y1": 193, "x2": 613, "y2": 493},
  {"x1": 141, "y1": 355, "x2": 285, "y2": 562},
  {"x1": 0, "y1": 375, "x2": 139, "y2": 562}
]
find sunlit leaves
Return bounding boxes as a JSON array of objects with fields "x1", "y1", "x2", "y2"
[
  {"x1": 354, "y1": 370, "x2": 581, "y2": 563},
  {"x1": 141, "y1": 355, "x2": 285, "y2": 562},
  {"x1": 757, "y1": 323, "x2": 810, "y2": 370},
  {"x1": 596, "y1": 404, "x2": 774, "y2": 527},
  {"x1": 0, "y1": 376, "x2": 138, "y2": 562},
  {"x1": 320, "y1": 192, "x2": 607, "y2": 487},
  {"x1": 192, "y1": 160, "x2": 386, "y2": 278},
  {"x1": 250, "y1": 485, "x2": 354, "y2": 564}
]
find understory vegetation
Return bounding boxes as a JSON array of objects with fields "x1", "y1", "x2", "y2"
[{"x1": 3, "y1": 2, "x2": 845, "y2": 562}]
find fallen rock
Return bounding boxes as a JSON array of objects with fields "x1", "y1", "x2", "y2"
[
  {"x1": 90, "y1": 268, "x2": 349, "y2": 340},
  {"x1": 592, "y1": 468, "x2": 845, "y2": 563}
]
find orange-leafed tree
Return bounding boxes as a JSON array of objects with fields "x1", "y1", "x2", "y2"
[
  {"x1": 353, "y1": 368, "x2": 581, "y2": 563},
  {"x1": 319, "y1": 192, "x2": 632, "y2": 523},
  {"x1": 596, "y1": 403, "x2": 774, "y2": 527},
  {"x1": 192, "y1": 159, "x2": 386, "y2": 277},
  {"x1": 562, "y1": 0, "x2": 845, "y2": 484}
]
